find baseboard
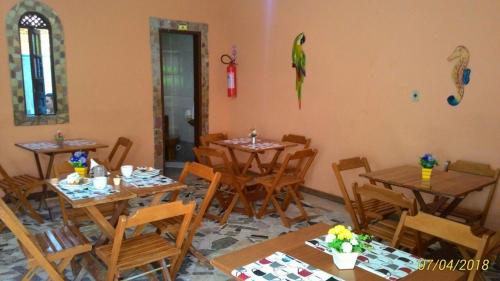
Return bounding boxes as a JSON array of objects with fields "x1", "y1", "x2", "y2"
[{"x1": 300, "y1": 185, "x2": 345, "y2": 205}]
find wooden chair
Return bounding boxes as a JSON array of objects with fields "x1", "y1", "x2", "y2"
[
  {"x1": 199, "y1": 132, "x2": 247, "y2": 172},
  {"x1": 332, "y1": 157, "x2": 396, "y2": 231},
  {"x1": 152, "y1": 162, "x2": 222, "y2": 274},
  {"x1": 255, "y1": 148, "x2": 317, "y2": 227},
  {"x1": 193, "y1": 146, "x2": 255, "y2": 224},
  {"x1": 0, "y1": 190, "x2": 91, "y2": 281},
  {"x1": 261, "y1": 134, "x2": 311, "y2": 174},
  {"x1": 353, "y1": 183, "x2": 431, "y2": 254},
  {"x1": 0, "y1": 164, "x2": 44, "y2": 223},
  {"x1": 53, "y1": 162, "x2": 123, "y2": 227},
  {"x1": 432, "y1": 160, "x2": 499, "y2": 226},
  {"x1": 102, "y1": 137, "x2": 133, "y2": 172},
  {"x1": 199, "y1": 132, "x2": 228, "y2": 147},
  {"x1": 391, "y1": 211, "x2": 492, "y2": 281},
  {"x1": 95, "y1": 200, "x2": 195, "y2": 281}
]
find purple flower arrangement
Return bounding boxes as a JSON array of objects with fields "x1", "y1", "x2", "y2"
[
  {"x1": 420, "y1": 153, "x2": 438, "y2": 169},
  {"x1": 69, "y1": 151, "x2": 88, "y2": 168}
]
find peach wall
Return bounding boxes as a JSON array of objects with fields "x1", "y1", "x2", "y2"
[
  {"x1": 1, "y1": 1, "x2": 499, "y2": 228},
  {"x1": 0, "y1": 1, "x2": 230, "y2": 173},
  {"x1": 218, "y1": 0, "x2": 500, "y2": 228}
]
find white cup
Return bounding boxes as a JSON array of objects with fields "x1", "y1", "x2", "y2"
[
  {"x1": 113, "y1": 177, "x2": 121, "y2": 186},
  {"x1": 121, "y1": 165, "x2": 133, "y2": 177},
  {"x1": 93, "y1": 176, "x2": 108, "y2": 189}
]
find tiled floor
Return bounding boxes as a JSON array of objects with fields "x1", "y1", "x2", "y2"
[{"x1": 0, "y1": 178, "x2": 499, "y2": 281}]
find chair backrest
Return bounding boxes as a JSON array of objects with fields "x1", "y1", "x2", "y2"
[
  {"x1": 353, "y1": 183, "x2": 416, "y2": 228},
  {"x1": 273, "y1": 148, "x2": 317, "y2": 187},
  {"x1": 193, "y1": 146, "x2": 238, "y2": 178},
  {"x1": 54, "y1": 162, "x2": 74, "y2": 178},
  {"x1": 331, "y1": 157, "x2": 375, "y2": 214},
  {"x1": 0, "y1": 195, "x2": 64, "y2": 280},
  {"x1": 391, "y1": 211, "x2": 491, "y2": 281},
  {"x1": 199, "y1": 133, "x2": 228, "y2": 147},
  {"x1": 448, "y1": 160, "x2": 499, "y2": 225},
  {"x1": 0, "y1": 164, "x2": 16, "y2": 189},
  {"x1": 106, "y1": 137, "x2": 133, "y2": 171},
  {"x1": 281, "y1": 134, "x2": 311, "y2": 148},
  {"x1": 109, "y1": 201, "x2": 195, "y2": 274},
  {"x1": 177, "y1": 162, "x2": 221, "y2": 231}
]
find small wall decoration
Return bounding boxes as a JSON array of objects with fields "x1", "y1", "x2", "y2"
[
  {"x1": 410, "y1": 90, "x2": 421, "y2": 102},
  {"x1": 292, "y1": 33, "x2": 306, "y2": 109},
  {"x1": 447, "y1": 45, "x2": 471, "y2": 106}
]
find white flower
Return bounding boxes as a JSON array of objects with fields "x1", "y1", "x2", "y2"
[
  {"x1": 341, "y1": 242, "x2": 353, "y2": 253},
  {"x1": 350, "y1": 238, "x2": 359, "y2": 246},
  {"x1": 325, "y1": 234, "x2": 336, "y2": 243}
]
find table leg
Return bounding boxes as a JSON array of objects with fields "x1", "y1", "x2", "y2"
[
  {"x1": 241, "y1": 153, "x2": 255, "y2": 175},
  {"x1": 263, "y1": 150, "x2": 283, "y2": 175},
  {"x1": 439, "y1": 197, "x2": 464, "y2": 217},
  {"x1": 426, "y1": 196, "x2": 449, "y2": 214},
  {"x1": 227, "y1": 148, "x2": 241, "y2": 174},
  {"x1": 412, "y1": 190, "x2": 430, "y2": 212},
  {"x1": 253, "y1": 153, "x2": 266, "y2": 175},
  {"x1": 84, "y1": 205, "x2": 117, "y2": 240}
]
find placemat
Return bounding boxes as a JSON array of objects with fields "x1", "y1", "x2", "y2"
[
  {"x1": 123, "y1": 175, "x2": 176, "y2": 188},
  {"x1": 222, "y1": 138, "x2": 252, "y2": 145},
  {"x1": 19, "y1": 142, "x2": 59, "y2": 150},
  {"x1": 56, "y1": 184, "x2": 117, "y2": 201},
  {"x1": 231, "y1": 251, "x2": 344, "y2": 281},
  {"x1": 305, "y1": 235, "x2": 422, "y2": 280},
  {"x1": 63, "y1": 139, "x2": 97, "y2": 146},
  {"x1": 241, "y1": 142, "x2": 283, "y2": 150}
]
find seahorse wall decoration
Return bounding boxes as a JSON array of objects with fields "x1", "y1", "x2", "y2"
[{"x1": 447, "y1": 45, "x2": 471, "y2": 106}]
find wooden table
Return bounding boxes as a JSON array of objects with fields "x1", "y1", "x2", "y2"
[
  {"x1": 211, "y1": 223, "x2": 465, "y2": 281},
  {"x1": 15, "y1": 139, "x2": 108, "y2": 214},
  {"x1": 211, "y1": 138, "x2": 297, "y2": 175},
  {"x1": 360, "y1": 165, "x2": 496, "y2": 217},
  {"x1": 47, "y1": 176, "x2": 186, "y2": 240}
]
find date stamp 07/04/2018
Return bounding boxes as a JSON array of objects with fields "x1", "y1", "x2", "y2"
[{"x1": 418, "y1": 259, "x2": 490, "y2": 271}]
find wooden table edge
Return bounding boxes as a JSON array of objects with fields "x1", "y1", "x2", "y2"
[
  {"x1": 15, "y1": 142, "x2": 109, "y2": 154},
  {"x1": 46, "y1": 179, "x2": 136, "y2": 209}
]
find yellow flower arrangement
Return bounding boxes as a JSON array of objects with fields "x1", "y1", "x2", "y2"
[{"x1": 326, "y1": 224, "x2": 371, "y2": 253}]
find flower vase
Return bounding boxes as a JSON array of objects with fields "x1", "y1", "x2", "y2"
[
  {"x1": 251, "y1": 137, "x2": 256, "y2": 144},
  {"x1": 74, "y1": 167, "x2": 88, "y2": 177},
  {"x1": 56, "y1": 139, "x2": 64, "y2": 147},
  {"x1": 421, "y1": 167, "x2": 432, "y2": 180},
  {"x1": 332, "y1": 249, "x2": 359, "y2": 270}
]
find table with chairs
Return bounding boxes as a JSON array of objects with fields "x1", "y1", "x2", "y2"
[{"x1": 1, "y1": 133, "x2": 499, "y2": 281}]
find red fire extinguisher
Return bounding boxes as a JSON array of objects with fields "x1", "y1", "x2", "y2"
[{"x1": 221, "y1": 54, "x2": 237, "y2": 97}]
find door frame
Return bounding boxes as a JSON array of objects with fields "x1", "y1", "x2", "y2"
[
  {"x1": 149, "y1": 17, "x2": 209, "y2": 170},
  {"x1": 159, "y1": 29, "x2": 202, "y2": 156}
]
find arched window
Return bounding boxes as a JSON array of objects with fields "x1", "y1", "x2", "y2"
[
  {"x1": 6, "y1": 0, "x2": 69, "y2": 126},
  {"x1": 18, "y1": 12, "x2": 56, "y2": 116}
]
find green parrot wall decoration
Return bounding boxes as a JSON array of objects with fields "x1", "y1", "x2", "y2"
[{"x1": 292, "y1": 32, "x2": 306, "y2": 109}]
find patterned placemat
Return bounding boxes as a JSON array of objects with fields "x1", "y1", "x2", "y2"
[
  {"x1": 222, "y1": 138, "x2": 252, "y2": 145},
  {"x1": 19, "y1": 142, "x2": 59, "y2": 150},
  {"x1": 56, "y1": 184, "x2": 117, "y2": 201},
  {"x1": 241, "y1": 142, "x2": 283, "y2": 150},
  {"x1": 63, "y1": 139, "x2": 97, "y2": 146},
  {"x1": 122, "y1": 175, "x2": 176, "y2": 188},
  {"x1": 305, "y1": 235, "x2": 422, "y2": 280},
  {"x1": 231, "y1": 251, "x2": 344, "y2": 281}
]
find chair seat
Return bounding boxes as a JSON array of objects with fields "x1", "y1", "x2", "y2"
[
  {"x1": 426, "y1": 201, "x2": 481, "y2": 223},
  {"x1": 0, "y1": 174, "x2": 42, "y2": 192},
  {"x1": 95, "y1": 233, "x2": 180, "y2": 271},
  {"x1": 363, "y1": 219, "x2": 433, "y2": 252},
  {"x1": 21, "y1": 225, "x2": 91, "y2": 265},
  {"x1": 352, "y1": 198, "x2": 396, "y2": 220}
]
